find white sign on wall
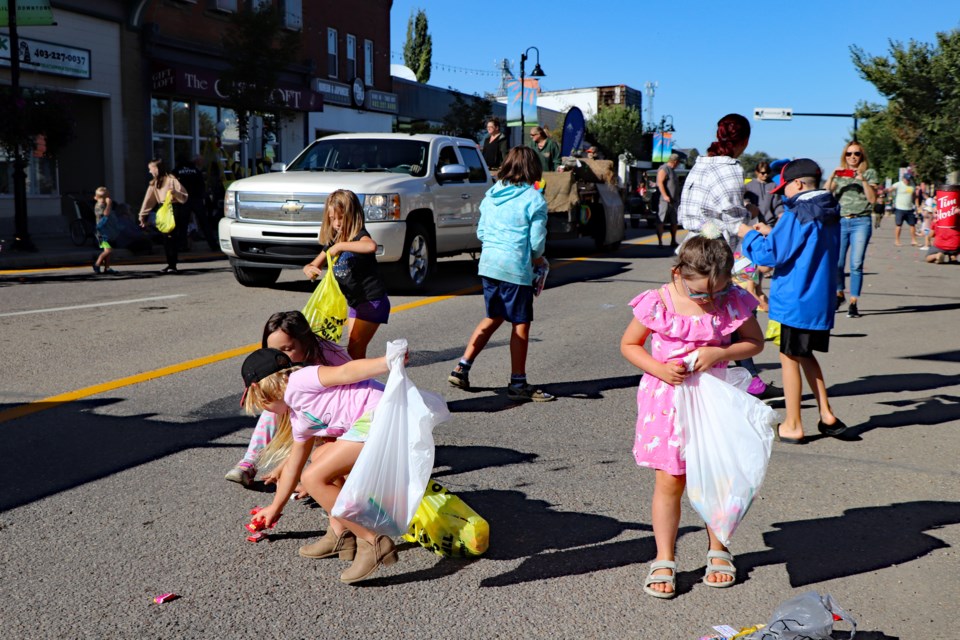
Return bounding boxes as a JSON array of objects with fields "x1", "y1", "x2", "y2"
[{"x1": 0, "y1": 34, "x2": 92, "y2": 79}]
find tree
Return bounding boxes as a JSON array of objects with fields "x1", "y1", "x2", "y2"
[
  {"x1": 220, "y1": 4, "x2": 300, "y2": 145},
  {"x1": 441, "y1": 91, "x2": 493, "y2": 140},
  {"x1": 586, "y1": 105, "x2": 642, "y2": 166},
  {"x1": 403, "y1": 9, "x2": 432, "y2": 84},
  {"x1": 738, "y1": 151, "x2": 775, "y2": 176},
  {"x1": 851, "y1": 31, "x2": 960, "y2": 183},
  {"x1": 853, "y1": 102, "x2": 903, "y2": 183}
]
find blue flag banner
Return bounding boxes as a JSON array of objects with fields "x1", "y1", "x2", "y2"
[
  {"x1": 652, "y1": 132, "x2": 674, "y2": 163},
  {"x1": 561, "y1": 107, "x2": 586, "y2": 158},
  {"x1": 506, "y1": 77, "x2": 539, "y2": 128}
]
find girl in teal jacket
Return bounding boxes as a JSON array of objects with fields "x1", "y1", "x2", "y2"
[{"x1": 447, "y1": 146, "x2": 555, "y2": 402}]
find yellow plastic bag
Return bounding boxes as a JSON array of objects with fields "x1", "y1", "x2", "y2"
[
  {"x1": 765, "y1": 319, "x2": 781, "y2": 346},
  {"x1": 402, "y1": 480, "x2": 489, "y2": 557},
  {"x1": 301, "y1": 254, "x2": 348, "y2": 342},
  {"x1": 155, "y1": 192, "x2": 176, "y2": 234}
]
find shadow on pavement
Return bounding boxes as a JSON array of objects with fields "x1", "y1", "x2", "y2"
[
  {"x1": 862, "y1": 301, "x2": 960, "y2": 316},
  {"x1": 828, "y1": 372, "x2": 959, "y2": 399},
  {"x1": 0, "y1": 265, "x2": 231, "y2": 286},
  {"x1": 445, "y1": 374, "x2": 639, "y2": 414},
  {"x1": 902, "y1": 348, "x2": 960, "y2": 363},
  {"x1": 736, "y1": 501, "x2": 960, "y2": 587}
]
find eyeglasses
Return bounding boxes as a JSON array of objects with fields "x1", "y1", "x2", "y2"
[
  {"x1": 845, "y1": 151, "x2": 863, "y2": 157},
  {"x1": 680, "y1": 277, "x2": 728, "y2": 300},
  {"x1": 756, "y1": 170, "x2": 769, "y2": 175}
]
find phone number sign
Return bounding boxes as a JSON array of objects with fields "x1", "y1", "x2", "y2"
[{"x1": 0, "y1": 34, "x2": 91, "y2": 79}]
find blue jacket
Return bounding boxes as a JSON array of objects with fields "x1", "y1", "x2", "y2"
[
  {"x1": 477, "y1": 181, "x2": 548, "y2": 286},
  {"x1": 741, "y1": 189, "x2": 841, "y2": 331}
]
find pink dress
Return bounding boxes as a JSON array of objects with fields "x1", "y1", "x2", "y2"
[{"x1": 629, "y1": 284, "x2": 757, "y2": 475}]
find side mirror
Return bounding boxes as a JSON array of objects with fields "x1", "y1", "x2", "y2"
[
  {"x1": 270, "y1": 162, "x2": 287, "y2": 172},
  {"x1": 436, "y1": 163, "x2": 469, "y2": 183}
]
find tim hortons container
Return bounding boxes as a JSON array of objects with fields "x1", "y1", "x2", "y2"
[{"x1": 934, "y1": 185, "x2": 960, "y2": 252}]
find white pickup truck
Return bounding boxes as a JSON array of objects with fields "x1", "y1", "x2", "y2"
[{"x1": 218, "y1": 132, "x2": 492, "y2": 288}]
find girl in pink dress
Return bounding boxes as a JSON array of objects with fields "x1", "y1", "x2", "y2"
[{"x1": 620, "y1": 227, "x2": 764, "y2": 599}]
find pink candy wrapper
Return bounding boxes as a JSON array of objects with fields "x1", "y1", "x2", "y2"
[{"x1": 153, "y1": 593, "x2": 178, "y2": 604}]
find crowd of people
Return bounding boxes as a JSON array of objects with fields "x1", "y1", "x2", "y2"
[{"x1": 214, "y1": 112, "x2": 956, "y2": 592}]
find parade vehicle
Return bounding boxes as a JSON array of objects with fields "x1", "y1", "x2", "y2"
[
  {"x1": 218, "y1": 133, "x2": 493, "y2": 289},
  {"x1": 540, "y1": 157, "x2": 625, "y2": 250}
]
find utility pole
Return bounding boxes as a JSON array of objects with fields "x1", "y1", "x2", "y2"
[{"x1": 6, "y1": 0, "x2": 36, "y2": 251}]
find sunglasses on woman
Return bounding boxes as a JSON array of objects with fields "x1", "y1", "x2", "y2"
[{"x1": 845, "y1": 151, "x2": 862, "y2": 157}]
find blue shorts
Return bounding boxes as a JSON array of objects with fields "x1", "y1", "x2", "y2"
[
  {"x1": 894, "y1": 209, "x2": 916, "y2": 226},
  {"x1": 482, "y1": 276, "x2": 534, "y2": 323},
  {"x1": 348, "y1": 295, "x2": 390, "y2": 324}
]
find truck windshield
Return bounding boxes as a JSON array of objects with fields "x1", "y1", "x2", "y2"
[{"x1": 286, "y1": 139, "x2": 430, "y2": 177}]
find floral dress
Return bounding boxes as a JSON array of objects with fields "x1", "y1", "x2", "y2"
[{"x1": 629, "y1": 284, "x2": 757, "y2": 475}]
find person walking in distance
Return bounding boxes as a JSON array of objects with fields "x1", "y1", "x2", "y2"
[
  {"x1": 138, "y1": 158, "x2": 189, "y2": 274},
  {"x1": 481, "y1": 117, "x2": 509, "y2": 171},
  {"x1": 656, "y1": 153, "x2": 682, "y2": 248},
  {"x1": 92, "y1": 187, "x2": 119, "y2": 275},
  {"x1": 888, "y1": 173, "x2": 918, "y2": 247}
]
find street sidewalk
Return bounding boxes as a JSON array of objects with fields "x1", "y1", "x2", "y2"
[{"x1": 0, "y1": 232, "x2": 224, "y2": 272}]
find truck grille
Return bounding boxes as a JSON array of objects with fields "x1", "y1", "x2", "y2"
[{"x1": 237, "y1": 193, "x2": 327, "y2": 223}]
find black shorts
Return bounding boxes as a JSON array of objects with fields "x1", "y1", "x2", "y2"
[{"x1": 779, "y1": 323, "x2": 830, "y2": 357}]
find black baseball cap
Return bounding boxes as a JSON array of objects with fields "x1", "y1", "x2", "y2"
[
  {"x1": 770, "y1": 158, "x2": 822, "y2": 194},
  {"x1": 241, "y1": 347, "x2": 293, "y2": 389}
]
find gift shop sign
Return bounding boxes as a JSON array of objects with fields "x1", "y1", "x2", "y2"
[
  {"x1": 0, "y1": 34, "x2": 91, "y2": 79},
  {"x1": 152, "y1": 62, "x2": 323, "y2": 113}
]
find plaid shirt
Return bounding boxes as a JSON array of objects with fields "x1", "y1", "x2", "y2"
[{"x1": 678, "y1": 155, "x2": 750, "y2": 249}]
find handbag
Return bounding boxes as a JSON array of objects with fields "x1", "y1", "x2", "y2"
[
  {"x1": 402, "y1": 480, "x2": 489, "y2": 557},
  {"x1": 331, "y1": 339, "x2": 448, "y2": 535},
  {"x1": 155, "y1": 191, "x2": 176, "y2": 234},
  {"x1": 674, "y1": 353, "x2": 778, "y2": 546},
  {"x1": 301, "y1": 253, "x2": 349, "y2": 342},
  {"x1": 95, "y1": 212, "x2": 120, "y2": 244}
]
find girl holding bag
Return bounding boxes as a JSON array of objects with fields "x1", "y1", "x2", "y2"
[
  {"x1": 619, "y1": 223, "x2": 764, "y2": 599},
  {"x1": 138, "y1": 158, "x2": 189, "y2": 273},
  {"x1": 242, "y1": 345, "x2": 408, "y2": 584},
  {"x1": 303, "y1": 190, "x2": 389, "y2": 359}
]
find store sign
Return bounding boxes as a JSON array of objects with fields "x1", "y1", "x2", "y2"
[
  {"x1": 311, "y1": 78, "x2": 351, "y2": 107},
  {"x1": 0, "y1": 1, "x2": 56, "y2": 27},
  {"x1": 0, "y1": 35, "x2": 91, "y2": 79},
  {"x1": 151, "y1": 62, "x2": 323, "y2": 112},
  {"x1": 367, "y1": 89, "x2": 398, "y2": 114}
]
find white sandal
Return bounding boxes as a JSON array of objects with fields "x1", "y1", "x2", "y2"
[
  {"x1": 643, "y1": 559, "x2": 677, "y2": 599},
  {"x1": 703, "y1": 550, "x2": 736, "y2": 588}
]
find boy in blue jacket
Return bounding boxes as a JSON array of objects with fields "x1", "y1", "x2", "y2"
[{"x1": 738, "y1": 159, "x2": 848, "y2": 444}]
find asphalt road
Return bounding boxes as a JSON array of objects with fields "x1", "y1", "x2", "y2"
[{"x1": 1, "y1": 226, "x2": 956, "y2": 639}]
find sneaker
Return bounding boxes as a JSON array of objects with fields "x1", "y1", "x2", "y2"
[
  {"x1": 104, "y1": 268, "x2": 119, "y2": 275},
  {"x1": 756, "y1": 381, "x2": 784, "y2": 401},
  {"x1": 507, "y1": 383, "x2": 556, "y2": 402},
  {"x1": 847, "y1": 302, "x2": 861, "y2": 318},
  {"x1": 835, "y1": 292, "x2": 845, "y2": 311},
  {"x1": 92, "y1": 265, "x2": 101, "y2": 274},
  {"x1": 225, "y1": 464, "x2": 256, "y2": 487},
  {"x1": 447, "y1": 366, "x2": 470, "y2": 390}
]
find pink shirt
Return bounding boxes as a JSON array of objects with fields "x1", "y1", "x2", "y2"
[{"x1": 284, "y1": 366, "x2": 384, "y2": 442}]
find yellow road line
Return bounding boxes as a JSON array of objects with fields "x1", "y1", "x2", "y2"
[{"x1": 1, "y1": 231, "x2": 666, "y2": 423}]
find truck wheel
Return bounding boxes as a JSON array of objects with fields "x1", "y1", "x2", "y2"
[
  {"x1": 232, "y1": 264, "x2": 281, "y2": 287},
  {"x1": 395, "y1": 222, "x2": 433, "y2": 289}
]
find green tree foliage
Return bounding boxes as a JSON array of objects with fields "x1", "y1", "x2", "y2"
[
  {"x1": 403, "y1": 9, "x2": 432, "y2": 84},
  {"x1": 220, "y1": 4, "x2": 300, "y2": 141},
  {"x1": 853, "y1": 102, "x2": 903, "y2": 183},
  {"x1": 441, "y1": 91, "x2": 493, "y2": 140},
  {"x1": 586, "y1": 105, "x2": 642, "y2": 164},
  {"x1": 851, "y1": 31, "x2": 960, "y2": 183}
]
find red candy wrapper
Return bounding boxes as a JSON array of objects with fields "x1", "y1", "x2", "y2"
[
  {"x1": 246, "y1": 532, "x2": 266, "y2": 543},
  {"x1": 153, "y1": 593, "x2": 178, "y2": 604},
  {"x1": 249, "y1": 506, "x2": 262, "y2": 516}
]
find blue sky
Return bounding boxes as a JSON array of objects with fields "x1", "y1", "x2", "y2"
[{"x1": 390, "y1": 1, "x2": 954, "y2": 175}]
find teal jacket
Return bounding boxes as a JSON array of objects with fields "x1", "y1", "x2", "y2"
[{"x1": 477, "y1": 181, "x2": 548, "y2": 286}]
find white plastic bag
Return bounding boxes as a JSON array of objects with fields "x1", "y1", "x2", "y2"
[
  {"x1": 674, "y1": 352, "x2": 778, "y2": 546},
  {"x1": 743, "y1": 591, "x2": 857, "y2": 639},
  {"x1": 332, "y1": 339, "x2": 450, "y2": 535}
]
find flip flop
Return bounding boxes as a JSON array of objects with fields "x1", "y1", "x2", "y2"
[
  {"x1": 643, "y1": 559, "x2": 677, "y2": 599},
  {"x1": 703, "y1": 550, "x2": 736, "y2": 588},
  {"x1": 774, "y1": 423, "x2": 805, "y2": 445},
  {"x1": 817, "y1": 417, "x2": 849, "y2": 437}
]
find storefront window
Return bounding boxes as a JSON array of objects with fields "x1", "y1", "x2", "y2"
[
  {"x1": 152, "y1": 97, "x2": 170, "y2": 135},
  {"x1": 0, "y1": 153, "x2": 59, "y2": 196},
  {"x1": 172, "y1": 101, "x2": 191, "y2": 136},
  {"x1": 198, "y1": 104, "x2": 218, "y2": 139}
]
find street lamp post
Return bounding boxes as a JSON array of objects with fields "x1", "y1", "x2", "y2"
[{"x1": 519, "y1": 47, "x2": 545, "y2": 136}]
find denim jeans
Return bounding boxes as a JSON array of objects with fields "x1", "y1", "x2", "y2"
[{"x1": 838, "y1": 215, "x2": 873, "y2": 298}]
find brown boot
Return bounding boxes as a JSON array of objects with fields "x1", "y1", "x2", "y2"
[
  {"x1": 298, "y1": 527, "x2": 357, "y2": 560},
  {"x1": 339, "y1": 535, "x2": 398, "y2": 584}
]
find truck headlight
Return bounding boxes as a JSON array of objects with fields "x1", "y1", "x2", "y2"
[
  {"x1": 363, "y1": 194, "x2": 401, "y2": 221},
  {"x1": 224, "y1": 191, "x2": 237, "y2": 219}
]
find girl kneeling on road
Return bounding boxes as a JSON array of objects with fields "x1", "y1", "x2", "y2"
[{"x1": 242, "y1": 346, "x2": 403, "y2": 584}]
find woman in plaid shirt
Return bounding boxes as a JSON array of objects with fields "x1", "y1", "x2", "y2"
[{"x1": 679, "y1": 113, "x2": 760, "y2": 252}]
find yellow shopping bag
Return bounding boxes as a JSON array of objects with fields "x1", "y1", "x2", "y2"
[
  {"x1": 301, "y1": 254, "x2": 348, "y2": 342},
  {"x1": 765, "y1": 319, "x2": 781, "y2": 346},
  {"x1": 402, "y1": 480, "x2": 489, "y2": 557},
  {"x1": 155, "y1": 192, "x2": 175, "y2": 234}
]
